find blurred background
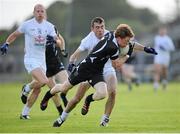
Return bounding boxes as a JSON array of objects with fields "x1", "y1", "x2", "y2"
[{"x1": 0, "y1": 0, "x2": 180, "y2": 83}]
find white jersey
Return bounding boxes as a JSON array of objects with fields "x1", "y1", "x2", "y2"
[
  {"x1": 17, "y1": 18, "x2": 56, "y2": 61},
  {"x1": 78, "y1": 30, "x2": 115, "y2": 74},
  {"x1": 154, "y1": 35, "x2": 175, "y2": 66}
]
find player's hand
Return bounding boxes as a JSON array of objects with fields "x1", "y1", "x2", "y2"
[
  {"x1": 46, "y1": 35, "x2": 56, "y2": 45},
  {"x1": 68, "y1": 63, "x2": 75, "y2": 72},
  {"x1": 0, "y1": 43, "x2": 9, "y2": 55},
  {"x1": 61, "y1": 50, "x2": 68, "y2": 57},
  {"x1": 144, "y1": 47, "x2": 158, "y2": 55}
]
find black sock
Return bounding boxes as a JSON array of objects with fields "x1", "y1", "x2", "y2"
[
  {"x1": 60, "y1": 93, "x2": 67, "y2": 99},
  {"x1": 57, "y1": 105, "x2": 63, "y2": 115},
  {"x1": 60, "y1": 93, "x2": 68, "y2": 107},
  {"x1": 43, "y1": 90, "x2": 54, "y2": 102},
  {"x1": 86, "y1": 93, "x2": 94, "y2": 104}
]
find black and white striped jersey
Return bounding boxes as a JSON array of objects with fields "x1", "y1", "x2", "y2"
[{"x1": 79, "y1": 31, "x2": 119, "y2": 74}]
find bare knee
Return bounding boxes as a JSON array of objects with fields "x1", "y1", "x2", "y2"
[
  {"x1": 101, "y1": 91, "x2": 108, "y2": 99},
  {"x1": 96, "y1": 89, "x2": 107, "y2": 100},
  {"x1": 34, "y1": 77, "x2": 49, "y2": 87},
  {"x1": 42, "y1": 78, "x2": 49, "y2": 86},
  {"x1": 94, "y1": 82, "x2": 108, "y2": 100},
  {"x1": 36, "y1": 81, "x2": 48, "y2": 88}
]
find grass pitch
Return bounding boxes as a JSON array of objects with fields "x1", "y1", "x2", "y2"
[{"x1": 0, "y1": 82, "x2": 180, "y2": 133}]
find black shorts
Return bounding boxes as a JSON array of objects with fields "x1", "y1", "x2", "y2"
[
  {"x1": 68, "y1": 64, "x2": 104, "y2": 87},
  {"x1": 46, "y1": 62, "x2": 65, "y2": 77}
]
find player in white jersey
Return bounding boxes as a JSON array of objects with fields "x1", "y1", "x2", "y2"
[
  {"x1": 153, "y1": 27, "x2": 175, "y2": 90},
  {"x1": 20, "y1": 27, "x2": 69, "y2": 117},
  {"x1": 0, "y1": 4, "x2": 63, "y2": 119}
]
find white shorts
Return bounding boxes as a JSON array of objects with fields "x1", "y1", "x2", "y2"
[
  {"x1": 154, "y1": 55, "x2": 170, "y2": 67},
  {"x1": 103, "y1": 66, "x2": 116, "y2": 78},
  {"x1": 24, "y1": 58, "x2": 46, "y2": 74},
  {"x1": 103, "y1": 59, "x2": 116, "y2": 78}
]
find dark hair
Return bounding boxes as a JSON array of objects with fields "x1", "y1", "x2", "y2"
[
  {"x1": 115, "y1": 24, "x2": 134, "y2": 38},
  {"x1": 91, "y1": 17, "x2": 105, "y2": 27}
]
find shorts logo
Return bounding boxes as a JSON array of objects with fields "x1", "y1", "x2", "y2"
[
  {"x1": 89, "y1": 80, "x2": 92, "y2": 84},
  {"x1": 34, "y1": 35, "x2": 46, "y2": 46}
]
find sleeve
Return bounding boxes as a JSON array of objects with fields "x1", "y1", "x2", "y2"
[
  {"x1": 110, "y1": 50, "x2": 119, "y2": 60},
  {"x1": 110, "y1": 43, "x2": 119, "y2": 60},
  {"x1": 17, "y1": 22, "x2": 26, "y2": 33},
  {"x1": 78, "y1": 38, "x2": 90, "y2": 51},
  {"x1": 48, "y1": 23, "x2": 57, "y2": 37},
  {"x1": 167, "y1": 37, "x2": 175, "y2": 51}
]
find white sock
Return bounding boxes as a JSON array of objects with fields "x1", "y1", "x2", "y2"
[
  {"x1": 162, "y1": 79, "x2": 168, "y2": 89},
  {"x1": 25, "y1": 84, "x2": 31, "y2": 93},
  {"x1": 21, "y1": 104, "x2": 30, "y2": 116},
  {"x1": 162, "y1": 79, "x2": 168, "y2": 85},
  {"x1": 61, "y1": 111, "x2": 69, "y2": 121},
  {"x1": 101, "y1": 114, "x2": 109, "y2": 122},
  {"x1": 153, "y1": 82, "x2": 159, "y2": 89}
]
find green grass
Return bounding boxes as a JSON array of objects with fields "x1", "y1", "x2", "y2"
[{"x1": 0, "y1": 82, "x2": 180, "y2": 133}]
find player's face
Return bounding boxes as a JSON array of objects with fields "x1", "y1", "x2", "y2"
[
  {"x1": 117, "y1": 36, "x2": 131, "y2": 48},
  {"x1": 34, "y1": 5, "x2": 46, "y2": 22},
  {"x1": 92, "y1": 22, "x2": 105, "y2": 39},
  {"x1": 159, "y1": 28, "x2": 167, "y2": 36}
]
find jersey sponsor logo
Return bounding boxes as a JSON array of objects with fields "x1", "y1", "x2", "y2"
[
  {"x1": 88, "y1": 79, "x2": 92, "y2": 84},
  {"x1": 34, "y1": 35, "x2": 46, "y2": 46},
  {"x1": 90, "y1": 57, "x2": 96, "y2": 63}
]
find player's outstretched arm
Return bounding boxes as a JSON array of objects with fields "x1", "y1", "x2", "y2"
[
  {"x1": 6, "y1": 31, "x2": 22, "y2": 44},
  {"x1": 0, "y1": 31, "x2": 22, "y2": 55},
  {"x1": 133, "y1": 42, "x2": 158, "y2": 55},
  {"x1": 69, "y1": 48, "x2": 82, "y2": 64}
]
